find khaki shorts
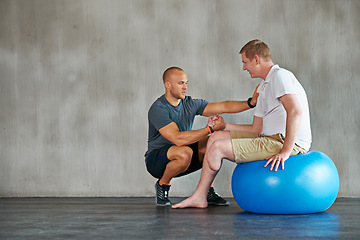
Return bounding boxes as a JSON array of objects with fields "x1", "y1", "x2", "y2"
[{"x1": 230, "y1": 131, "x2": 306, "y2": 163}]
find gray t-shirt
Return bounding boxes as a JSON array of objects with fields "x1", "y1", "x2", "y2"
[{"x1": 145, "y1": 95, "x2": 209, "y2": 157}]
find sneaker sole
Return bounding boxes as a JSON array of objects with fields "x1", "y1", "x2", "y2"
[
  {"x1": 207, "y1": 201, "x2": 230, "y2": 206},
  {"x1": 156, "y1": 202, "x2": 172, "y2": 207}
]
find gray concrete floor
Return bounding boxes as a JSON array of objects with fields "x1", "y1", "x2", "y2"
[{"x1": 0, "y1": 197, "x2": 359, "y2": 240}]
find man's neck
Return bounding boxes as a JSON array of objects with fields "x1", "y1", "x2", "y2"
[
  {"x1": 261, "y1": 62, "x2": 275, "y2": 80},
  {"x1": 164, "y1": 93, "x2": 181, "y2": 106}
]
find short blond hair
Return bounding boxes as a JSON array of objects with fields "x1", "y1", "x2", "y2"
[{"x1": 240, "y1": 39, "x2": 272, "y2": 62}]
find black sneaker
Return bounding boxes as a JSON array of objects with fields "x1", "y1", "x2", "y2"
[
  {"x1": 155, "y1": 180, "x2": 172, "y2": 206},
  {"x1": 207, "y1": 187, "x2": 229, "y2": 206}
]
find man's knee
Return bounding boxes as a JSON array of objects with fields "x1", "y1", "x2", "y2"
[
  {"x1": 208, "y1": 138, "x2": 235, "y2": 170},
  {"x1": 209, "y1": 131, "x2": 224, "y2": 141},
  {"x1": 206, "y1": 140, "x2": 225, "y2": 171},
  {"x1": 208, "y1": 131, "x2": 230, "y2": 147},
  {"x1": 169, "y1": 146, "x2": 193, "y2": 168}
]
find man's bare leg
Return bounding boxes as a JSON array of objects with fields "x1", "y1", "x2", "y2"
[
  {"x1": 159, "y1": 145, "x2": 193, "y2": 185},
  {"x1": 198, "y1": 134, "x2": 231, "y2": 189},
  {"x1": 198, "y1": 135, "x2": 217, "y2": 188},
  {"x1": 172, "y1": 137, "x2": 235, "y2": 209}
]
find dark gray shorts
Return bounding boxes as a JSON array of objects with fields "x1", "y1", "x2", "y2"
[{"x1": 145, "y1": 142, "x2": 202, "y2": 179}]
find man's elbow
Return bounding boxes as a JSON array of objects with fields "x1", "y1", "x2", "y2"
[
  {"x1": 252, "y1": 126, "x2": 262, "y2": 134},
  {"x1": 288, "y1": 107, "x2": 302, "y2": 118},
  {"x1": 255, "y1": 128, "x2": 262, "y2": 134}
]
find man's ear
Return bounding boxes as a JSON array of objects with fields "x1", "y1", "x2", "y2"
[
  {"x1": 164, "y1": 81, "x2": 170, "y2": 89},
  {"x1": 254, "y1": 55, "x2": 260, "y2": 65}
]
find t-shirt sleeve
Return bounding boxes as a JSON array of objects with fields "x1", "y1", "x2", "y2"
[
  {"x1": 194, "y1": 98, "x2": 209, "y2": 116},
  {"x1": 273, "y1": 70, "x2": 297, "y2": 99},
  {"x1": 148, "y1": 103, "x2": 173, "y2": 131}
]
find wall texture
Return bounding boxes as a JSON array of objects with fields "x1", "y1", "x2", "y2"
[{"x1": 1, "y1": 0, "x2": 359, "y2": 197}]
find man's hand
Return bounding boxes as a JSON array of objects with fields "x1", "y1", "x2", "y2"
[
  {"x1": 264, "y1": 151, "x2": 291, "y2": 172},
  {"x1": 212, "y1": 115, "x2": 226, "y2": 131},
  {"x1": 250, "y1": 84, "x2": 260, "y2": 107},
  {"x1": 207, "y1": 115, "x2": 219, "y2": 127}
]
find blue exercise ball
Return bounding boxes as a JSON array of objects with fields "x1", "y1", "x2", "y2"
[{"x1": 231, "y1": 151, "x2": 339, "y2": 214}]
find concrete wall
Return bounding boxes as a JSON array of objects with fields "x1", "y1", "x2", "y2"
[{"x1": 1, "y1": 0, "x2": 359, "y2": 197}]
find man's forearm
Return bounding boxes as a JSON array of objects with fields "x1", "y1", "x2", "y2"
[
  {"x1": 172, "y1": 127, "x2": 211, "y2": 146},
  {"x1": 224, "y1": 115, "x2": 262, "y2": 133},
  {"x1": 224, "y1": 123, "x2": 259, "y2": 133},
  {"x1": 281, "y1": 114, "x2": 301, "y2": 155},
  {"x1": 222, "y1": 101, "x2": 251, "y2": 113},
  {"x1": 221, "y1": 96, "x2": 257, "y2": 114},
  {"x1": 203, "y1": 100, "x2": 254, "y2": 116}
]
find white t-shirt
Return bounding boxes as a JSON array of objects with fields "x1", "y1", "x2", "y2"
[{"x1": 254, "y1": 65, "x2": 312, "y2": 150}]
